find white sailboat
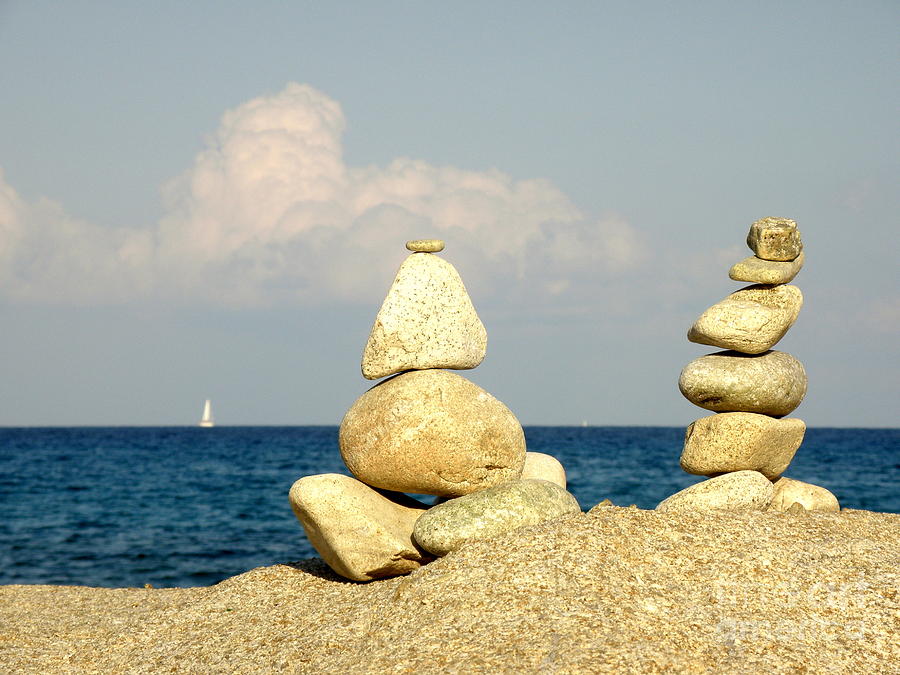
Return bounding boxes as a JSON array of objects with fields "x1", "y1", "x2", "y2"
[{"x1": 199, "y1": 399, "x2": 214, "y2": 428}]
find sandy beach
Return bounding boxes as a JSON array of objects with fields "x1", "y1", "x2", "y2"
[{"x1": 2, "y1": 506, "x2": 897, "y2": 674}]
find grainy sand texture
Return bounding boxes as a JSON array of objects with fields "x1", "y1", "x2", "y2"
[{"x1": 2, "y1": 507, "x2": 898, "y2": 674}]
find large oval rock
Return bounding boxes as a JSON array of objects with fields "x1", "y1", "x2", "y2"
[
  {"x1": 340, "y1": 369, "x2": 526, "y2": 497},
  {"x1": 768, "y1": 477, "x2": 840, "y2": 512},
  {"x1": 729, "y1": 251, "x2": 804, "y2": 285},
  {"x1": 688, "y1": 284, "x2": 802, "y2": 354},
  {"x1": 655, "y1": 470, "x2": 774, "y2": 512},
  {"x1": 520, "y1": 451, "x2": 566, "y2": 488},
  {"x1": 746, "y1": 217, "x2": 802, "y2": 261},
  {"x1": 680, "y1": 413, "x2": 806, "y2": 479},
  {"x1": 288, "y1": 474, "x2": 433, "y2": 582},
  {"x1": 413, "y1": 479, "x2": 581, "y2": 556},
  {"x1": 679, "y1": 350, "x2": 807, "y2": 416}
]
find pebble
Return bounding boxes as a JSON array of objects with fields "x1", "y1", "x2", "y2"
[
  {"x1": 768, "y1": 476, "x2": 840, "y2": 512},
  {"x1": 361, "y1": 252, "x2": 486, "y2": 380},
  {"x1": 679, "y1": 349, "x2": 807, "y2": 416},
  {"x1": 746, "y1": 217, "x2": 802, "y2": 261},
  {"x1": 288, "y1": 473, "x2": 433, "y2": 581},
  {"x1": 729, "y1": 250, "x2": 804, "y2": 285},
  {"x1": 412, "y1": 479, "x2": 581, "y2": 556},
  {"x1": 520, "y1": 451, "x2": 567, "y2": 488},
  {"x1": 679, "y1": 412, "x2": 806, "y2": 479},
  {"x1": 687, "y1": 284, "x2": 802, "y2": 354},
  {"x1": 405, "y1": 239, "x2": 445, "y2": 252},
  {"x1": 339, "y1": 369, "x2": 526, "y2": 497},
  {"x1": 655, "y1": 470, "x2": 774, "y2": 512}
]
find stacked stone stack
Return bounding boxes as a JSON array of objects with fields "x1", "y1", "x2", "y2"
[
  {"x1": 289, "y1": 240, "x2": 578, "y2": 581},
  {"x1": 657, "y1": 218, "x2": 840, "y2": 513}
]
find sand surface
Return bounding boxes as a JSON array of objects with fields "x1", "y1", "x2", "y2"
[{"x1": 2, "y1": 506, "x2": 898, "y2": 674}]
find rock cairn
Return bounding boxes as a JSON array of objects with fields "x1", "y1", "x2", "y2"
[
  {"x1": 289, "y1": 239, "x2": 578, "y2": 581},
  {"x1": 657, "y1": 218, "x2": 840, "y2": 513}
]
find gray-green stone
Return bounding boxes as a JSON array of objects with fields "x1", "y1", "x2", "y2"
[{"x1": 412, "y1": 479, "x2": 581, "y2": 556}]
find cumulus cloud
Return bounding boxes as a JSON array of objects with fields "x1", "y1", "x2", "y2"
[{"x1": 0, "y1": 82, "x2": 648, "y2": 308}]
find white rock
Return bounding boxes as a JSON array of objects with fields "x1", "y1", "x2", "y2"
[
  {"x1": 520, "y1": 452, "x2": 566, "y2": 488},
  {"x1": 768, "y1": 477, "x2": 840, "y2": 512}
]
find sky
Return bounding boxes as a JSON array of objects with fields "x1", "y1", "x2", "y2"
[{"x1": 0, "y1": 1, "x2": 897, "y2": 426}]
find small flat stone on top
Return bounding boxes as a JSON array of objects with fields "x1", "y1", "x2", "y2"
[
  {"x1": 406, "y1": 239, "x2": 445, "y2": 252},
  {"x1": 746, "y1": 217, "x2": 802, "y2": 261}
]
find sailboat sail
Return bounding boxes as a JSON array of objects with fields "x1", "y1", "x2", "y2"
[{"x1": 199, "y1": 399, "x2": 214, "y2": 427}]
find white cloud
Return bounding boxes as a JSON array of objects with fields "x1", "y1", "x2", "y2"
[{"x1": 0, "y1": 83, "x2": 647, "y2": 308}]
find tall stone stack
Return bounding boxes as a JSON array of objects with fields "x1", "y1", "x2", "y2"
[
  {"x1": 657, "y1": 218, "x2": 840, "y2": 512},
  {"x1": 289, "y1": 240, "x2": 577, "y2": 581}
]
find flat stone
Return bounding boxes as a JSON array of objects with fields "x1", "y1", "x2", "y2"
[
  {"x1": 656, "y1": 470, "x2": 774, "y2": 512},
  {"x1": 687, "y1": 284, "x2": 803, "y2": 354},
  {"x1": 361, "y1": 252, "x2": 487, "y2": 380},
  {"x1": 340, "y1": 369, "x2": 526, "y2": 497},
  {"x1": 405, "y1": 239, "x2": 445, "y2": 252},
  {"x1": 680, "y1": 413, "x2": 806, "y2": 479},
  {"x1": 288, "y1": 473, "x2": 433, "y2": 582},
  {"x1": 412, "y1": 479, "x2": 581, "y2": 556},
  {"x1": 679, "y1": 350, "x2": 807, "y2": 416},
  {"x1": 729, "y1": 250, "x2": 804, "y2": 284},
  {"x1": 768, "y1": 477, "x2": 840, "y2": 512},
  {"x1": 746, "y1": 217, "x2": 802, "y2": 261},
  {"x1": 520, "y1": 451, "x2": 566, "y2": 488}
]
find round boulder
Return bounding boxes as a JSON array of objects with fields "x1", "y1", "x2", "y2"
[{"x1": 768, "y1": 477, "x2": 840, "y2": 512}]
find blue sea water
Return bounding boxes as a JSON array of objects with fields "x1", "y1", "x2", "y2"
[{"x1": 0, "y1": 426, "x2": 897, "y2": 588}]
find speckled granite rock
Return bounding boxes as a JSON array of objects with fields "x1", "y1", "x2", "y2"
[
  {"x1": 768, "y1": 476, "x2": 841, "y2": 512},
  {"x1": 361, "y1": 251, "x2": 487, "y2": 380},
  {"x1": 520, "y1": 451, "x2": 567, "y2": 488},
  {"x1": 746, "y1": 217, "x2": 802, "y2": 261},
  {"x1": 413, "y1": 479, "x2": 580, "y2": 556},
  {"x1": 340, "y1": 370, "x2": 526, "y2": 497},
  {"x1": 3, "y1": 508, "x2": 897, "y2": 674},
  {"x1": 729, "y1": 250, "x2": 804, "y2": 284},
  {"x1": 680, "y1": 413, "x2": 806, "y2": 479},
  {"x1": 679, "y1": 350, "x2": 807, "y2": 416},
  {"x1": 688, "y1": 284, "x2": 802, "y2": 354},
  {"x1": 288, "y1": 474, "x2": 432, "y2": 581},
  {"x1": 656, "y1": 470, "x2": 774, "y2": 512}
]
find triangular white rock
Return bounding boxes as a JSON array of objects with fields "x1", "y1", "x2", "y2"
[{"x1": 362, "y1": 252, "x2": 487, "y2": 380}]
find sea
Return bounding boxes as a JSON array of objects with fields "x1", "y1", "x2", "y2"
[{"x1": 1, "y1": 426, "x2": 897, "y2": 589}]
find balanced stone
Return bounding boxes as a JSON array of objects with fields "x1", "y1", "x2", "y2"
[
  {"x1": 729, "y1": 250, "x2": 804, "y2": 285},
  {"x1": 405, "y1": 239, "x2": 445, "y2": 252},
  {"x1": 520, "y1": 451, "x2": 567, "y2": 488},
  {"x1": 340, "y1": 369, "x2": 526, "y2": 497},
  {"x1": 679, "y1": 350, "x2": 807, "y2": 416},
  {"x1": 655, "y1": 470, "x2": 774, "y2": 512},
  {"x1": 412, "y1": 479, "x2": 580, "y2": 556},
  {"x1": 288, "y1": 474, "x2": 433, "y2": 582},
  {"x1": 361, "y1": 252, "x2": 487, "y2": 380},
  {"x1": 746, "y1": 217, "x2": 802, "y2": 261},
  {"x1": 687, "y1": 284, "x2": 803, "y2": 354},
  {"x1": 679, "y1": 412, "x2": 806, "y2": 479},
  {"x1": 768, "y1": 477, "x2": 840, "y2": 512}
]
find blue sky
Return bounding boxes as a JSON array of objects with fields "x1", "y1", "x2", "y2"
[{"x1": 0, "y1": 1, "x2": 897, "y2": 425}]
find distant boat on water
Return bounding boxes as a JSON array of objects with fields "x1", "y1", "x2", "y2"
[{"x1": 199, "y1": 400, "x2": 214, "y2": 428}]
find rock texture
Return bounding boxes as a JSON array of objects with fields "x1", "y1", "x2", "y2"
[
  {"x1": 288, "y1": 474, "x2": 432, "y2": 581},
  {"x1": 656, "y1": 470, "x2": 774, "y2": 512},
  {"x1": 679, "y1": 350, "x2": 807, "y2": 416},
  {"x1": 729, "y1": 250, "x2": 805, "y2": 285},
  {"x1": 3, "y1": 508, "x2": 896, "y2": 674},
  {"x1": 520, "y1": 451, "x2": 567, "y2": 488},
  {"x1": 339, "y1": 369, "x2": 526, "y2": 496},
  {"x1": 769, "y1": 476, "x2": 841, "y2": 512},
  {"x1": 687, "y1": 284, "x2": 802, "y2": 354},
  {"x1": 680, "y1": 413, "x2": 806, "y2": 479},
  {"x1": 361, "y1": 252, "x2": 487, "y2": 380},
  {"x1": 746, "y1": 217, "x2": 802, "y2": 261},
  {"x1": 413, "y1": 479, "x2": 580, "y2": 556}
]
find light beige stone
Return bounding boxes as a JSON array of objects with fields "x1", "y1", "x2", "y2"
[
  {"x1": 746, "y1": 217, "x2": 802, "y2": 261},
  {"x1": 340, "y1": 369, "x2": 526, "y2": 497},
  {"x1": 361, "y1": 252, "x2": 487, "y2": 380},
  {"x1": 656, "y1": 470, "x2": 774, "y2": 512},
  {"x1": 768, "y1": 477, "x2": 840, "y2": 512},
  {"x1": 688, "y1": 284, "x2": 802, "y2": 354},
  {"x1": 679, "y1": 350, "x2": 807, "y2": 416},
  {"x1": 520, "y1": 451, "x2": 566, "y2": 488},
  {"x1": 288, "y1": 473, "x2": 433, "y2": 582},
  {"x1": 680, "y1": 413, "x2": 806, "y2": 479},
  {"x1": 729, "y1": 250, "x2": 804, "y2": 284},
  {"x1": 413, "y1": 479, "x2": 581, "y2": 556},
  {"x1": 405, "y1": 239, "x2": 445, "y2": 252}
]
